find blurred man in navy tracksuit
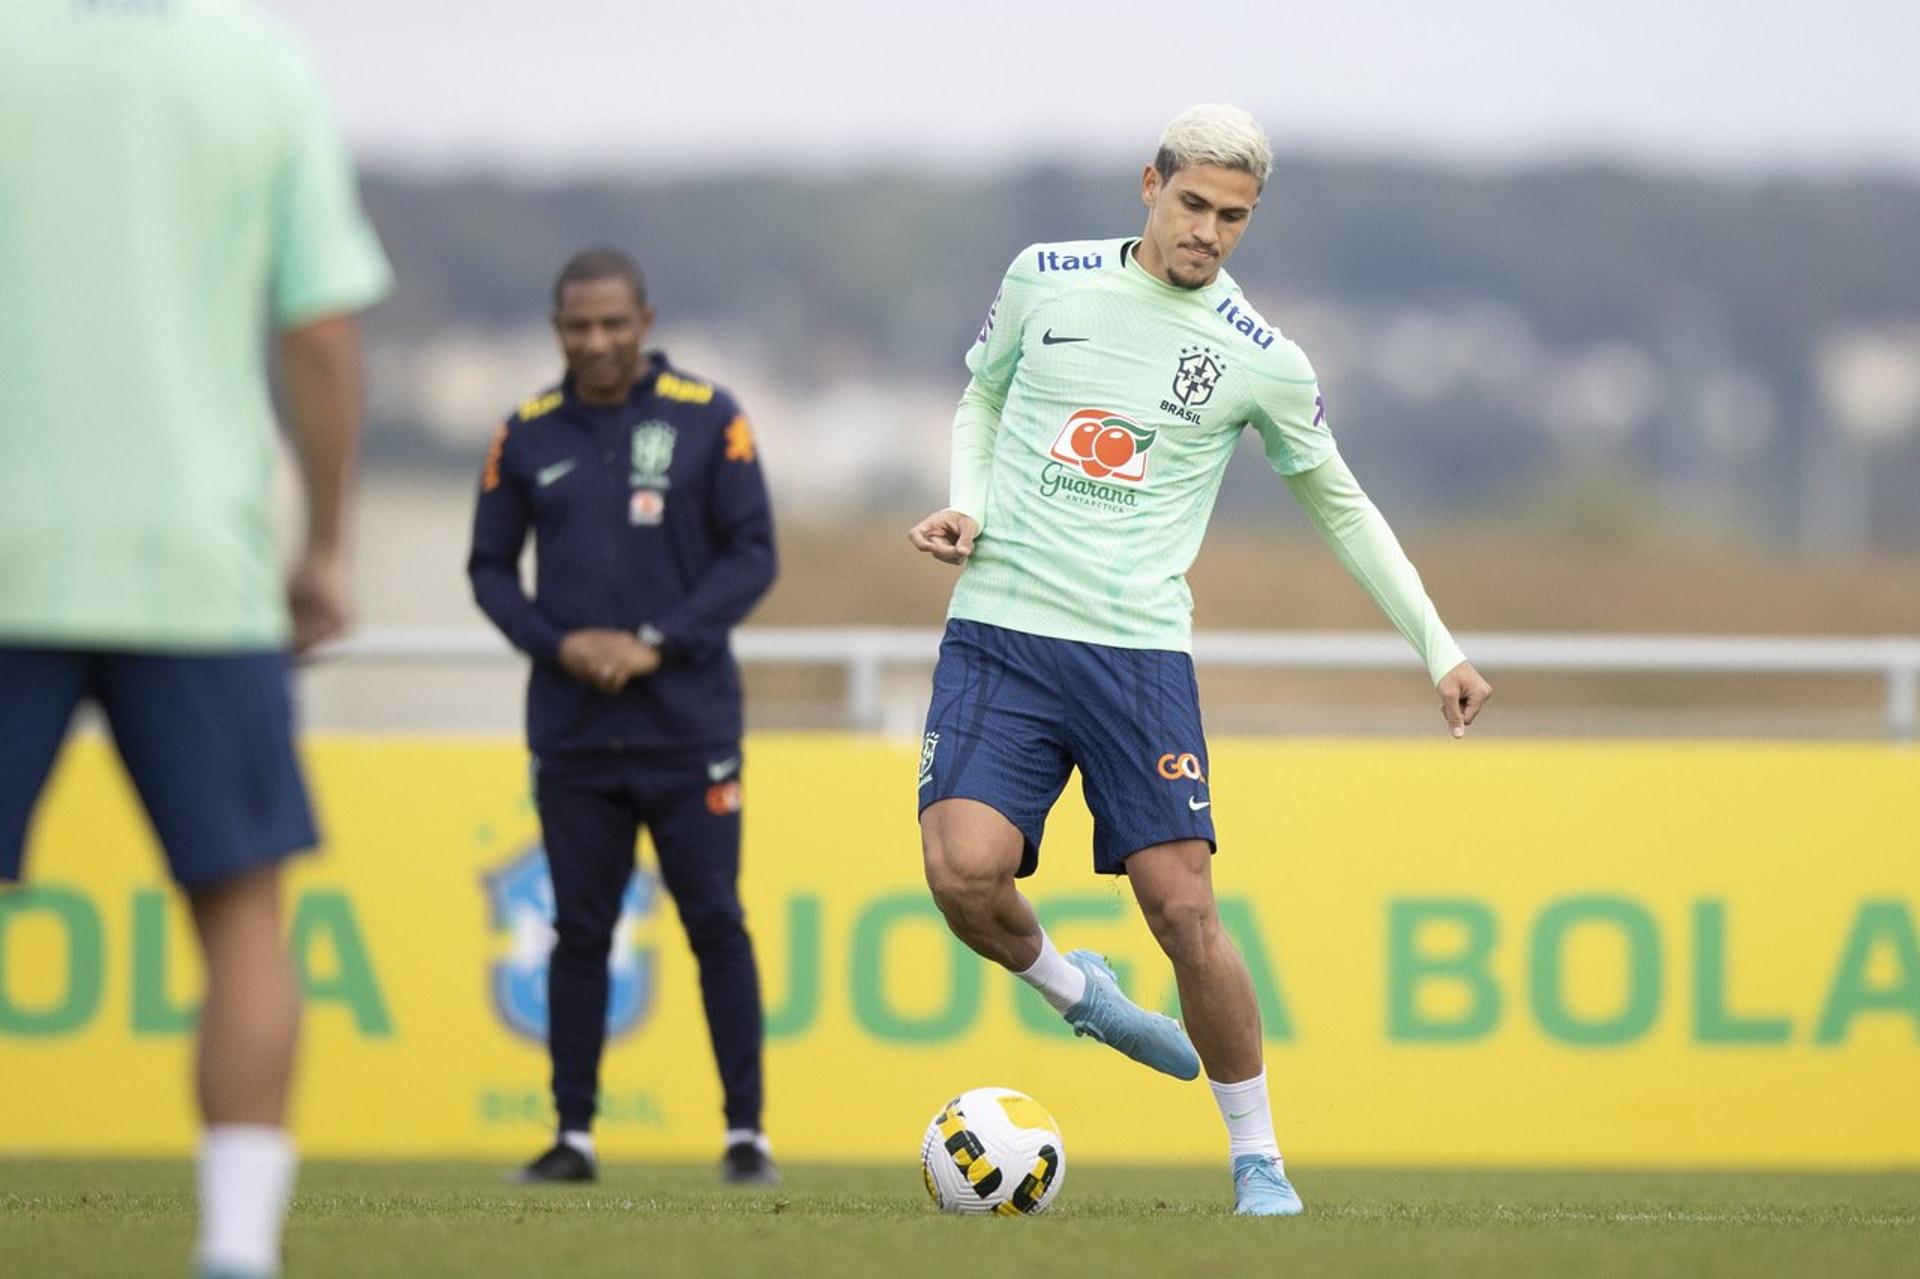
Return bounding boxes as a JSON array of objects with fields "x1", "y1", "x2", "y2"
[{"x1": 468, "y1": 248, "x2": 778, "y2": 1185}]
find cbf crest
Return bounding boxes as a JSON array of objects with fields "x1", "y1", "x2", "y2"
[
  {"x1": 1172, "y1": 346, "x2": 1225, "y2": 407},
  {"x1": 918, "y1": 731, "x2": 940, "y2": 789},
  {"x1": 629, "y1": 420, "x2": 677, "y2": 489},
  {"x1": 483, "y1": 845, "x2": 657, "y2": 1043}
]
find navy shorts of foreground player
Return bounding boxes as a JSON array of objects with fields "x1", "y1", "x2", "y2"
[
  {"x1": 0, "y1": 647, "x2": 317, "y2": 888},
  {"x1": 918, "y1": 619, "x2": 1216, "y2": 877}
]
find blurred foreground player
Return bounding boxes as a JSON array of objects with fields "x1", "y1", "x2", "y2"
[
  {"x1": 908, "y1": 104, "x2": 1491, "y2": 1215},
  {"x1": 469, "y1": 250, "x2": 780, "y2": 1185},
  {"x1": 0, "y1": 1, "x2": 390, "y2": 1275}
]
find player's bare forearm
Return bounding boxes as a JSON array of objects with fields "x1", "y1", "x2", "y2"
[
  {"x1": 280, "y1": 314, "x2": 365, "y2": 652},
  {"x1": 280, "y1": 314, "x2": 364, "y2": 557},
  {"x1": 907, "y1": 509, "x2": 979, "y2": 566},
  {"x1": 1437, "y1": 660, "x2": 1493, "y2": 738}
]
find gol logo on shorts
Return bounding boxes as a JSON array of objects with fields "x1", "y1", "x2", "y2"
[
  {"x1": 705, "y1": 780, "x2": 743, "y2": 815},
  {"x1": 1156, "y1": 752, "x2": 1205, "y2": 783}
]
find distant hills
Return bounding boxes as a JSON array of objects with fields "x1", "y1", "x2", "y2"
[{"x1": 354, "y1": 160, "x2": 1920, "y2": 546}]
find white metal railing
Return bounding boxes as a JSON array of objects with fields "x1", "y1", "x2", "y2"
[{"x1": 317, "y1": 627, "x2": 1920, "y2": 740}]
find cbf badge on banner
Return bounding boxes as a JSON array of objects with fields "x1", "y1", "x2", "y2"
[{"x1": 482, "y1": 846, "x2": 656, "y2": 1043}]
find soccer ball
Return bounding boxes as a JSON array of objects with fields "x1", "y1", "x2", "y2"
[{"x1": 920, "y1": 1086, "x2": 1066, "y2": 1215}]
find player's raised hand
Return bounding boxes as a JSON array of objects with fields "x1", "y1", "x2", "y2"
[
  {"x1": 907, "y1": 509, "x2": 980, "y2": 565},
  {"x1": 1437, "y1": 660, "x2": 1493, "y2": 739}
]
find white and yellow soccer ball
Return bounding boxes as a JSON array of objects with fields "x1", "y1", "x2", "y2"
[{"x1": 920, "y1": 1087, "x2": 1065, "y2": 1215}]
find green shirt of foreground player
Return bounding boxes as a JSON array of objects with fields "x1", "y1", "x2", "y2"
[
  {"x1": 911, "y1": 127, "x2": 1490, "y2": 731},
  {"x1": 0, "y1": 0, "x2": 392, "y2": 651}
]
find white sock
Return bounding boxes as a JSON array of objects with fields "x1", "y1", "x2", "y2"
[
  {"x1": 1016, "y1": 931, "x2": 1088, "y2": 1014},
  {"x1": 561, "y1": 1129, "x2": 597, "y2": 1161},
  {"x1": 196, "y1": 1125, "x2": 296, "y2": 1277},
  {"x1": 725, "y1": 1128, "x2": 772, "y2": 1154},
  {"x1": 1208, "y1": 1070, "x2": 1282, "y2": 1162}
]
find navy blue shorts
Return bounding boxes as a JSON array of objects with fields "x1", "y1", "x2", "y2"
[
  {"x1": 0, "y1": 646, "x2": 317, "y2": 889},
  {"x1": 918, "y1": 619, "x2": 1216, "y2": 876}
]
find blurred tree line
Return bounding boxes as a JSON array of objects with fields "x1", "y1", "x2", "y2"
[{"x1": 357, "y1": 160, "x2": 1920, "y2": 547}]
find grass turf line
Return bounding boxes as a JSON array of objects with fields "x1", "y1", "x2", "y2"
[{"x1": 2, "y1": 1161, "x2": 1916, "y2": 1278}]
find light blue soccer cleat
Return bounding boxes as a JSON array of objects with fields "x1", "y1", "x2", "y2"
[
  {"x1": 1231, "y1": 1153, "x2": 1305, "y2": 1216},
  {"x1": 1062, "y1": 949, "x2": 1201, "y2": 1080}
]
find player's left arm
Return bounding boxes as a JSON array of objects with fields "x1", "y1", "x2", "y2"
[
  {"x1": 1283, "y1": 452, "x2": 1491, "y2": 736},
  {"x1": 279, "y1": 314, "x2": 364, "y2": 653},
  {"x1": 267, "y1": 37, "x2": 391, "y2": 655},
  {"x1": 1251, "y1": 361, "x2": 1491, "y2": 736},
  {"x1": 646, "y1": 400, "x2": 778, "y2": 664}
]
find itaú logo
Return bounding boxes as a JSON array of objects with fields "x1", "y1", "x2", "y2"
[
  {"x1": 482, "y1": 846, "x2": 656, "y2": 1043},
  {"x1": 1157, "y1": 752, "x2": 1205, "y2": 783}
]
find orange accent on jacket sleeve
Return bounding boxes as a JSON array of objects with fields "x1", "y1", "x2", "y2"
[
  {"x1": 724, "y1": 414, "x2": 757, "y2": 464},
  {"x1": 481, "y1": 423, "x2": 508, "y2": 491}
]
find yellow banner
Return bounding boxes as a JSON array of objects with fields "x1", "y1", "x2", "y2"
[{"x1": 2, "y1": 737, "x2": 1916, "y2": 1165}]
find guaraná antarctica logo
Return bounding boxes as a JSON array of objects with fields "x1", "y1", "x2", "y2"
[
  {"x1": 1048, "y1": 407, "x2": 1157, "y2": 482},
  {"x1": 482, "y1": 845, "x2": 657, "y2": 1043},
  {"x1": 1039, "y1": 407, "x2": 1159, "y2": 513}
]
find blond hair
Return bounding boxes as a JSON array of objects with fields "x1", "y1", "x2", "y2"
[{"x1": 1154, "y1": 103, "x2": 1273, "y2": 189}]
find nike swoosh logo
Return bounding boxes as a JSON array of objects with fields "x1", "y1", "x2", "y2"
[
  {"x1": 1228, "y1": 1107, "x2": 1259, "y2": 1121},
  {"x1": 1041, "y1": 330, "x2": 1089, "y2": 345},
  {"x1": 1188, "y1": 796, "x2": 1211, "y2": 811},
  {"x1": 707, "y1": 756, "x2": 740, "y2": 782},
  {"x1": 536, "y1": 459, "x2": 578, "y2": 488}
]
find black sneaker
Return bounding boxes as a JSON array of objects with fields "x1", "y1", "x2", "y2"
[
  {"x1": 513, "y1": 1141, "x2": 596, "y2": 1183},
  {"x1": 720, "y1": 1140, "x2": 780, "y2": 1185}
]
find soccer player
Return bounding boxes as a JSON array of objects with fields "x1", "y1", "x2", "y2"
[
  {"x1": 468, "y1": 249, "x2": 781, "y2": 1186},
  {"x1": 909, "y1": 104, "x2": 1491, "y2": 1216},
  {"x1": 0, "y1": 2, "x2": 390, "y2": 1275}
]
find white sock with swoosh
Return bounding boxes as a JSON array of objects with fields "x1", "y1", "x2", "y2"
[{"x1": 1208, "y1": 1070, "x2": 1281, "y2": 1161}]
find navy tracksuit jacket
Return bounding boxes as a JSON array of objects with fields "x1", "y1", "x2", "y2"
[
  {"x1": 468, "y1": 351, "x2": 776, "y2": 755},
  {"x1": 467, "y1": 351, "x2": 776, "y2": 1134}
]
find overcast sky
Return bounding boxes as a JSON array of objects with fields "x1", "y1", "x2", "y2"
[{"x1": 263, "y1": 0, "x2": 1920, "y2": 179}]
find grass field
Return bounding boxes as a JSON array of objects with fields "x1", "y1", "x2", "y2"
[{"x1": 4, "y1": 1161, "x2": 1916, "y2": 1277}]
